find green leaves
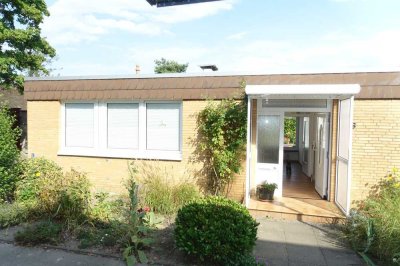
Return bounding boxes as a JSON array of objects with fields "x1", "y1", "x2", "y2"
[
  {"x1": 0, "y1": 0, "x2": 56, "y2": 93},
  {"x1": 197, "y1": 98, "x2": 247, "y2": 195},
  {"x1": 154, "y1": 58, "x2": 188, "y2": 74},
  {"x1": 174, "y1": 197, "x2": 259, "y2": 265}
]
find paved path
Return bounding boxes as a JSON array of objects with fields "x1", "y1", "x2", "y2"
[
  {"x1": 0, "y1": 242, "x2": 124, "y2": 266},
  {"x1": 254, "y1": 218, "x2": 364, "y2": 266}
]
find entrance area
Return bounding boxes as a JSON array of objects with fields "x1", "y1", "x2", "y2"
[{"x1": 245, "y1": 84, "x2": 360, "y2": 219}]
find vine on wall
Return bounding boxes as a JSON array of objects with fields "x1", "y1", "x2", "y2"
[{"x1": 196, "y1": 91, "x2": 247, "y2": 196}]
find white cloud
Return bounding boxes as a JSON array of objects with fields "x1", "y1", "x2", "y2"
[
  {"x1": 43, "y1": 0, "x2": 234, "y2": 45},
  {"x1": 227, "y1": 31, "x2": 247, "y2": 40},
  {"x1": 123, "y1": 29, "x2": 400, "y2": 75}
]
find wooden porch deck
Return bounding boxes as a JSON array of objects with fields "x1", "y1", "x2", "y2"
[{"x1": 249, "y1": 163, "x2": 345, "y2": 223}]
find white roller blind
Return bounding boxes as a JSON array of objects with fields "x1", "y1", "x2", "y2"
[
  {"x1": 107, "y1": 103, "x2": 139, "y2": 149},
  {"x1": 146, "y1": 103, "x2": 180, "y2": 151},
  {"x1": 65, "y1": 103, "x2": 94, "y2": 148}
]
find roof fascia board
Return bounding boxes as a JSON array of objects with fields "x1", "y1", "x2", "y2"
[{"x1": 245, "y1": 84, "x2": 361, "y2": 99}]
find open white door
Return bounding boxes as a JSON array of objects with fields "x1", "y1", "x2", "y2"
[
  {"x1": 256, "y1": 112, "x2": 284, "y2": 197},
  {"x1": 314, "y1": 114, "x2": 329, "y2": 198},
  {"x1": 335, "y1": 97, "x2": 354, "y2": 214}
]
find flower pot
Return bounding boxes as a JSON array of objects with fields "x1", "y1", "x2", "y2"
[{"x1": 257, "y1": 187, "x2": 275, "y2": 201}]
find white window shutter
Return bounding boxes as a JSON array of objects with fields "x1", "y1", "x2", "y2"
[
  {"x1": 65, "y1": 103, "x2": 94, "y2": 148},
  {"x1": 146, "y1": 103, "x2": 180, "y2": 151},
  {"x1": 107, "y1": 103, "x2": 139, "y2": 149}
]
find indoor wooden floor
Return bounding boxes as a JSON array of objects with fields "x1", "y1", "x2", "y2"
[
  {"x1": 249, "y1": 162, "x2": 344, "y2": 221},
  {"x1": 282, "y1": 162, "x2": 321, "y2": 199}
]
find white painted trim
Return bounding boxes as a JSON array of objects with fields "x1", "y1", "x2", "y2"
[
  {"x1": 335, "y1": 97, "x2": 354, "y2": 215},
  {"x1": 246, "y1": 84, "x2": 361, "y2": 99},
  {"x1": 257, "y1": 99, "x2": 333, "y2": 113},
  {"x1": 58, "y1": 149, "x2": 182, "y2": 161},
  {"x1": 59, "y1": 101, "x2": 183, "y2": 161},
  {"x1": 245, "y1": 97, "x2": 251, "y2": 207}
]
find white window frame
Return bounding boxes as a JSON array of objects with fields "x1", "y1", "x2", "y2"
[{"x1": 59, "y1": 100, "x2": 182, "y2": 161}]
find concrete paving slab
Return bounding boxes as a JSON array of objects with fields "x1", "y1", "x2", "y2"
[{"x1": 254, "y1": 219, "x2": 364, "y2": 266}]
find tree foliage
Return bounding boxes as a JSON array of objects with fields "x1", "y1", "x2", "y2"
[
  {"x1": 154, "y1": 58, "x2": 188, "y2": 74},
  {"x1": 0, "y1": 101, "x2": 21, "y2": 202},
  {"x1": 284, "y1": 117, "x2": 296, "y2": 144},
  {"x1": 0, "y1": 0, "x2": 56, "y2": 93},
  {"x1": 197, "y1": 96, "x2": 247, "y2": 196}
]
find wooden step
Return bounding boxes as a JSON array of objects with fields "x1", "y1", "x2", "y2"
[{"x1": 249, "y1": 208, "x2": 345, "y2": 224}]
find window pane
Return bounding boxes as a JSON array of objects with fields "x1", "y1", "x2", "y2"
[
  {"x1": 65, "y1": 103, "x2": 94, "y2": 148},
  {"x1": 107, "y1": 103, "x2": 139, "y2": 149},
  {"x1": 146, "y1": 103, "x2": 180, "y2": 151},
  {"x1": 257, "y1": 115, "x2": 280, "y2": 164}
]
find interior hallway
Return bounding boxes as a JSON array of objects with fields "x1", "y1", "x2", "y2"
[{"x1": 282, "y1": 162, "x2": 321, "y2": 199}]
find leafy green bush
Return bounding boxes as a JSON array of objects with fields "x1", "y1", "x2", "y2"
[
  {"x1": 197, "y1": 98, "x2": 247, "y2": 195},
  {"x1": 131, "y1": 162, "x2": 201, "y2": 215},
  {"x1": 0, "y1": 103, "x2": 22, "y2": 202},
  {"x1": 175, "y1": 197, "x2": 259, "y2": 265},
  {"x1": 0, "y1": 202, "x2": 36, "y2": 228},
  {"x1": 345, "y1": 169, "x2": 400, "y2": 265},
  {"x1": 14, "y1": 220, "x2": 62, "y2": 246},
  {"x1": 56, "y1": 169, "x2": 91, "y2": 227},
  {"x1": 90, "y1": 192, "x2": 125, "y2": 224},
  {"x1": 16, "y1": 158, "x2": 92, "y2": 227},
  {"x1": 16, "y1": 157, "x2": 63, "y2": 203}
]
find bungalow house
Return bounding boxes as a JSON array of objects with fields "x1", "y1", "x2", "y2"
[{"x1": 24, "y1": 71, "x2": 400, "y2": 221}]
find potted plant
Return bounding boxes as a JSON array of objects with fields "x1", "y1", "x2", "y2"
[{"x1": 257, "y1": 182, "x2": 278, "y2": 201}]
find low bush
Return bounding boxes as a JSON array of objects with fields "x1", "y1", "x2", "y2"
[
  {"x1": 0, "y1": 103, "x2": 22, "y2": 202},
  {"x1": 90, "y1": 192, "x2": 125, "y2": 224},
  {"x1": 131, "y1": 162, "x2": 201, "y2": 215},
  {"x1": 14, "y1": 220, "x2": 62, "y2": 246},
  {"x1": 175, "y1": 196, "x2": 259, "y2": 265},
  {"x1": 345, "y1": 169, "x2": 400, "y2": 265},
  {"x1": 16, "y1": 157, "x2": 63, "y2": 203},
  {"x1": 77, "y1": 222, "x2": 125, "y2": 249},
  {"x1": 16, "y1": 158, "x2": 92, "y2": 228},
  {"x1": 0, "y1": 202, "x2": 36, "y2": 228}
]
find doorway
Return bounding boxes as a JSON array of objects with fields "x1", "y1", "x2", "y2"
[
  {"x1": 282, "y1": 113, "x2": 330, "y2": 200},
  {"x1": 253, "y1": 99, "x2": 332, "y2": 200}
]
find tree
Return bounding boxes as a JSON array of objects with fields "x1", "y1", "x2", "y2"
[
  {"x1": 284, "y1": 117, "x2": 296, "y2": 144},
  {"x1": 154, "y1": 58, "x2": 188, "y2": 74},
  {"x1": 0, "y1": 101, "x2": 21, "y2": 202},
  {"x1": 0, "y1": 0, "x2": 56, "y2": 93}
]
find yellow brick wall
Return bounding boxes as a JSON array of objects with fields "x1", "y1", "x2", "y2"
[
  {"x1": 27, "y1": 101, "x2": 246, "y2": 201},
  {"x1": 351, "y1": 100, "x2": 400, "y2": 204},
  {"x1": 329, "y1": 100, "x2": 338, "y2": 202}
]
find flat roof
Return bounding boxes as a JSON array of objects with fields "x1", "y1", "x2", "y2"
[
  {"x1": 25, "y1": 68, "x2": 400, "y2": 81},
  {"x1": 24, "y1": 71, "x2": 400, "y2": 101}
]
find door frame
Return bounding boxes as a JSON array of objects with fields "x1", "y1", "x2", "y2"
[
  {"x1": 335, "y1": 97, "x2": 355, "y2": 215},
  {"x1": 250, "y1": 99, "x2": 333, "y2": 200},
  {"x1": 244, "y1": 83, "x2": 361, "y2": 208},
  {"x1": 313, "y1": 113, "x2": 330, "y2": 199}
]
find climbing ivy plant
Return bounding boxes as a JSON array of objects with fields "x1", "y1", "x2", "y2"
[{"x1": 196, "y1": 90, "x2": 247, "y2": 196}]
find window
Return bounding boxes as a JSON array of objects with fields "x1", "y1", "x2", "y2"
[
  {"x1": 65, "y1": 103, "x2": 94, "y2": 148},
  {"x1": 107, "y1": 103, "x2": 139, "y2": 149},
  {"x1": 146, "y1": 103, "x2": 180, "y2": 151},
  {"x1": 60, "y1": 101, "x2": 182, "y2": 160}
]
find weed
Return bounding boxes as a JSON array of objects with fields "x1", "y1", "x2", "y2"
[{"x1": 14, "y1": 220, "x2": 62, "y2": 246}]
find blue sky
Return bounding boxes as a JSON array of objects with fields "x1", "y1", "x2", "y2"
[{"x1": 42, "y1": 0, "x2": 400, "y2": 76}]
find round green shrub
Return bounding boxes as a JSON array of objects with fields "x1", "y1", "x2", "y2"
[{"x1": 174, "y1": 196, "x2": 259, "y2": 265}]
